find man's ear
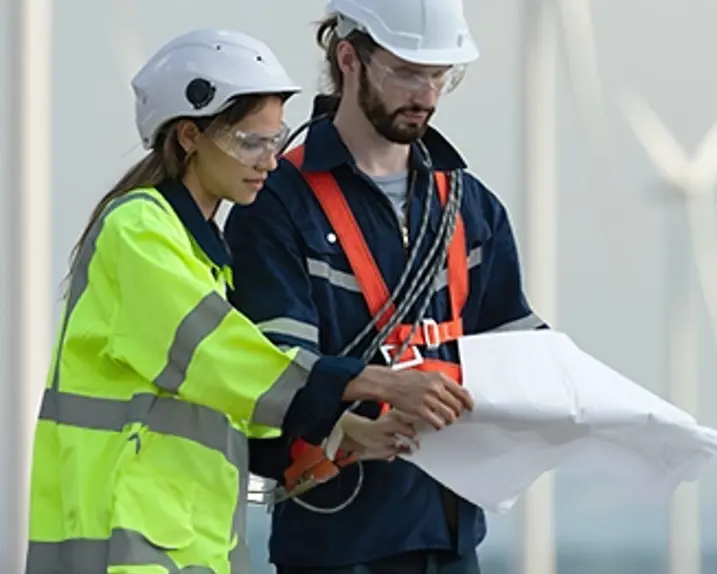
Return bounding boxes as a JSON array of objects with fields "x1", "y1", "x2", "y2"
[
  {"x1": 337, "y1": 40, "x2": 361, "y2": 78},
  {"x1": 175, "y1": 119, "x2": 201, "y2": 154}
]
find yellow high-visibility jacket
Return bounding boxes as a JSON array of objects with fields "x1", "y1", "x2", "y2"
[{"x1": 25, "y1": 182, "x2": 364, "y2": 574}]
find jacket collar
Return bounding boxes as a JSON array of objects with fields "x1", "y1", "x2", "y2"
[
  {"x1": 155, "y1": 179, "x2": 231, "y2": 268},
  {"x1": 299, "y1": 95, "x2": 468, "y2": 174}
]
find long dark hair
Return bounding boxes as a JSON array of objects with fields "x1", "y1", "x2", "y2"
[{"x1": 315, "y1": 15, "x2": 378, "y2": 95}]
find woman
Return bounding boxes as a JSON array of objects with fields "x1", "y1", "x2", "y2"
[{"x1": 25, "y1": 28, "x2": 473, "y2": 574}]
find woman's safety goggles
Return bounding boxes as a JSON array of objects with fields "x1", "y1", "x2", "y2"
[
  {"x1": 208, "y1": 122, "x2": 291, "y2": 165},
  {"x1": 367, "y1": 59, "x2": 466, "y2": 97}
]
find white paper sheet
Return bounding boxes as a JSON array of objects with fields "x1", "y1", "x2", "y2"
[{"x1": 399, "y1": 330, "x2": 717, "y2": 513}]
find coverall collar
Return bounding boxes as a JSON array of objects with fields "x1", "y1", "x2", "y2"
[
  {"x1": 299, "y1": 95, "x2": 468, "y2": 174},
  {"x1": 156, "y1": 179, "x2": 231, "y2": 268}
]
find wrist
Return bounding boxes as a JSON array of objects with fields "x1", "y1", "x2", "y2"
[
  {"x1": 343, "y1": 365, "x2": 395, "y2": 403},
  {"x1": 338, "y1": 412, "x2": 369, "y2": 434}
]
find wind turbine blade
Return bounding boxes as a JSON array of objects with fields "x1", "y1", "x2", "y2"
[
  {"x1": 685, "y1": 197, "x2": 717, "y2": 341},
  {"x1": 687, "y1": 121, "x2": 717, "y2": 192},
  {"x1": 557, "y1": 0, "x2": 609, "y2": 150},
  {"x1": 621, "y1": 91, "x2": 687, "y2": 185}
]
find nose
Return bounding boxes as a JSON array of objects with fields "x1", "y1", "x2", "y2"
[
  {"x1": 412, "y1": 87, "x2": 438, "y2": 109},
  {"x1": 255, "y1": 150, "x2": 278, "y2": 173}
]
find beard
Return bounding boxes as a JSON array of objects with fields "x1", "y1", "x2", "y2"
[{"x1": 357, "y1": 65, "x2": 435, "y2": 144}]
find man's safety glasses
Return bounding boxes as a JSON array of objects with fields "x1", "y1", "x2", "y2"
[{"x1": 366, "y1": 58, "x2": 466, "y2": 96}]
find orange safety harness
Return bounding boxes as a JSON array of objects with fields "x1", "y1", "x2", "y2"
[{"x1": 280, "y1": 145, "x2": 469, "y2": 496}]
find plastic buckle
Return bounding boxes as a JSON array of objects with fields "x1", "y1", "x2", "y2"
[
  {"x1": 380, "y1": 344, "x2": 424, "y2": 370},
  {"x1": 422, "y1": 318, "x2": 441, "y2": 350}
]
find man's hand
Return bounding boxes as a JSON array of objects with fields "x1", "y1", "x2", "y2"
[
  {"x1": 383, "y1": 371, "x2": 474, "y2": 430},
  {"x1": 342, "y1": 366, "x2": 474, "y2": 430}
]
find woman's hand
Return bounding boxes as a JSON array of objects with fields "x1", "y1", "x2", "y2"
[{"x1": 337, "y1": 411, "x2": 419, "y2": 461}]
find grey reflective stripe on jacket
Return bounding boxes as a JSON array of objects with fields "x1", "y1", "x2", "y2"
[
  {"x1": 49, "y1": 191, "x2": 250, "y2": 472},
  {"x1": 26, "y1": 529, "x2": 234, "y2": 574},
  {"x1": 28, "y1": 191, "x2": 253, "y2": 574},
  {"x1": 492, "y1": 312, "x2": 546, "y2": 331},
  {"x1": 38, "y1": 388, "x2": 249, "y2": 471}
]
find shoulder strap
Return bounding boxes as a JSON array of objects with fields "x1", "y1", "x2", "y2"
[{"x1": 434, "y1": 172, "x2": 468, "y2": 319}]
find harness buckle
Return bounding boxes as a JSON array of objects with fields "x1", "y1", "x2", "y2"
[
  {"x1": 380, "y1": 344, "x2": 424, "y2": 370},
  {"x1": 421, "y1": 318, "x2": 441, "y2": 350}
]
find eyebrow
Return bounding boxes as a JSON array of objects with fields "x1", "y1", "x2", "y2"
[{"x1": 389, "y1": 61, "x2": 449, "y2": 75}]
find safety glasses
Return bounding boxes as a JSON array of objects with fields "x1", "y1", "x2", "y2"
[
  {"x1": 209, "y1": 122, "x2": 291, "y2": 165},
  {"x1": 366, "y1": 58, "x2": 466, "y2": 96}
]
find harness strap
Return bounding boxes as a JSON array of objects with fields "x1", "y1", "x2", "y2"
[
  {"x1": 281, "y1": 145, "x2": 468, "y2": 490},
  {"x1": 284, "y1": 146, "x2": 468, "y2": 333}
]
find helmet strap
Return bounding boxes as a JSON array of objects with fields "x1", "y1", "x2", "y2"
[{"x1": 335, "y1": 14, "x2": 363, "y2": 39}]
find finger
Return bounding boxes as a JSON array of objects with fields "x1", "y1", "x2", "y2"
[
  {"x1": 441, "y1": 376, "x2": 475, "y2": 411},
  {"x1": 386, "y1": 442, "x2": 413, "y2": 457},
  {"x1": 423, "y1": 374, "x2": 461, "y2": 417},
  {"x1": 395, "y1": 444, "x2": 413, "y2": 455},
  {"x1": 434, "y1": 383, "x2": 464, "y2": 418},
  {"x1": 419, "y1": 405, "x2": 447, "y2": 430},
  {"x1": 395, "y1": 433, "x2": 419, "y2": 451},
  {"x1": 397, "y1": 421, "x2": 417, "y2": 438},
  {"x1": 427, "y1": 395, "x2": 459, "y2": 426},
  {"x1": 383, "y1": 419, "x2": 417, "y2": 439},
  {"x1": 391, "y1": 409, "x2": 421, "y2": 425}
]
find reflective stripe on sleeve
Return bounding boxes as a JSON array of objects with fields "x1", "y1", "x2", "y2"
[
  {"x1": 154, "y1": 292, "x2": 232, "y2": 392},
  {"x1": 250, "y1": 348, "x2": 318, "y2": 428},
  {"x1": 492, "y1": 312, "x2": 546, "y2": 331},
  {"x1": 256, "y1": 317, "x2": 319, "y2": 345},
  {"x1": 277, "y1": 344, "x2": 321, "y2": 363}
]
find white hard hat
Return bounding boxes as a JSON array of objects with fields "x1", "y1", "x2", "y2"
[
  {"x1": 132, "y1": 28, "x2": 301, "y2": 149},
  {"x1": 327, "y1": 0, "x2": 479, "y2": 66}
]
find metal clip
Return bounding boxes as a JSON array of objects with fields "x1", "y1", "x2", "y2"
[
  {"x1": 421, "y1": 318, "x2": 441, "y2": 350},
  {"x1": 380, "y1": 344, "x2": 424, "y2": 370}
]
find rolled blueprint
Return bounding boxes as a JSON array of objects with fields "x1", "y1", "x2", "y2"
[{"x1": 399, "y1": 330, "x2": 717, "y2": 513}]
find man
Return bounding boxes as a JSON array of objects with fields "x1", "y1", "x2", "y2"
[{"x1": 225, "y1": 0, "x2": 546, "y2": 572}]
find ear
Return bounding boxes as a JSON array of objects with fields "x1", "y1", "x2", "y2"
[
  {"x1": 175, "y1": 119, "x2": 201, "y2": 154},
  {"x1": 336, "y1": 40, "x2": 361, "y2": 79}
]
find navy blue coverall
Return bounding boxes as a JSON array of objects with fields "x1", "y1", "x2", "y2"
[{"x1": 225, "y1": 97, "x2": 546, "y2": 574}]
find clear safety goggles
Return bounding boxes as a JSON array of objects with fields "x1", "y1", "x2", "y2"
[
  {"x1": 207, "y1": 122, "x2": 291, "y2": 165},
  {"x1": 366, "y1": 58, "x2": 466, "y2": 97}
]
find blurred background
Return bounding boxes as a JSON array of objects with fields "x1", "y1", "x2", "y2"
[{"x1": 2, "y1": 0, "x2": 717, "y2": 573}]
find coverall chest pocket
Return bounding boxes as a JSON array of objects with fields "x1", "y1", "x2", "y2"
[
  {"x1": 298, "y1": 224, "x2": 361, "y2": 355},
  {"x1": 299, "y1": 224, "x2": 360, "y2": 297}
]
